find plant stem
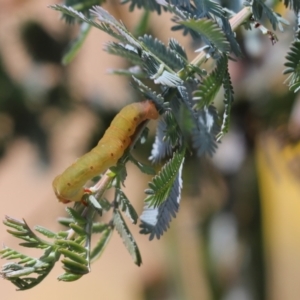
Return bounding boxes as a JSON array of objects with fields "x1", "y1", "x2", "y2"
[{"x1": 190, "y1": 6, "x2": 252, "y2": 67}]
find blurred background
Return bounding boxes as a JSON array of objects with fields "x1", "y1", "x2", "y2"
[{"x1": 1, "y1": 0, "x2": 300, "y2": 299}]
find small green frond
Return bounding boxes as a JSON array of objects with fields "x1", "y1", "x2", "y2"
[
  {"x1": 193, "y1": 0, "x2": 225, "y2": 18},
  {"x1": 50, "y1": 5, "x2": 128, "y2": 44},
  {"x1": 62, "y1": 23, "x2": 91, "y2": 65},
  {"x1": 140, "y1": 52, "x2": 161, "y2": 77},
  {"x1": 55, "y1": 240, "x2": 87, "y2": 254},
  {"x1": 145, "y1": 150, "x2": 185, "y2": 208},
  {"x1": 69, "y1": 223, "x2": 87, "y2": 236},
  {"x1": 116, "y1": 189, "x2": 139, "y2": 224},
  {"x1": 4, "y1": 216, "x2": 50, "y2": 248},
  {"x1": 62, "y1": 0, "x2": 101, "y2": 24},
  {"x1": 131, "y1": 77, "x2": 165, "y2": 108},
  {"x1": 113, "y1": 210, "x2": 142, "y2": 266},
  {"x1": 177, "y1": 83, "x2": 205, "y2": 135},
  {"x1": 284, "y1": 40, "x2": 300, "y2": 92},
  {"x1": 163, "y1": 110, "x2": 183, "y2": 147},
  {"x1": 221, "y1": 17, "x2": 242, "y2": 57},
  {"x1": 65, "y1": 207, "x2": 87, "y2": 225},
  {"x1": 168, "y1": 38, "x2": 188, "y2": 60},
  {"x1": 140, "y1": 35, "x2": 187, "y2": 70},
  {"x1": 34, "y1": 226, "x2": 57, "y2": 239},
  {"x1": 61, "y1": 258, "x2": 90, "y2": 275},
  {"x1": 0, "y1": 246, "x2": 57, "y2": 290},
  {"x1": 179, "y1": 18, "x2": 230, "y2": 53},
  {"x1": 193, "y1": 55, "x2": 228, "y2": 109},
  {"x1": 58, "y1": 248, "x2": 88, "y2": 265},
  {"x1": 17, "y1": 242, "x2": 42, "y2": 248},
  {"x1": 217, "y1": 67, "x2": 234, "y2": 140},
  {"x1": 140, "y1": 156, "x2": 184, "y2": 240},
  {"x1": 105, "y1": 42, "x2": 143, "y2": 66},
  {"x1": 57, "y1": 217, "x2": 73, "y2": 227},
  {"x1": 90, "y1": 228, "x2": 113, "y2": 262},
  {"x1": 1, "y1": 247, "x2": 34, "y2": 261},
  {"x1": 90, "y1": 6, "x2": 141, "y2": 48},
  {"x1": 92, "y1": 222, "x2": 109, "y2": 233},
  {"x1": 3, "y1": 216, "x2": 27, "y2": 231}
]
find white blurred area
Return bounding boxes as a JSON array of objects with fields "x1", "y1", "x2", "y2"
[{"x1": 212, "y1": 126, "x2": 246, "y2": 174}]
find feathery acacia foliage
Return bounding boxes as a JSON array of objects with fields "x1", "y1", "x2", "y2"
[
  {"x1": 140, "y1": 154, "x2": 184, "y2": 240},
  {"x1": 1, "y1": 0, "x2": 299, "y2": 289},
  {"x1": 284, "y1": 33, "x2": 300, "y2": 92}
]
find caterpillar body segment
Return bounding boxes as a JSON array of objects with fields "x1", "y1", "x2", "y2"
[{"x1": 53, "y1": 101, "x2": 159, "y2": 203}]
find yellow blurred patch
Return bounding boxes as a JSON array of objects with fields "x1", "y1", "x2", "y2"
[{"x1": 256, "y1": 131, "x2": 300, "y2": 299}]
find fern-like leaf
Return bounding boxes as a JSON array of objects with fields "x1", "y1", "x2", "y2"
[
  {"x1": 140, "y1": 156, "x2": 184, "y2": 240},
  {"x1": 179, "y1": 18, "x2": 230, "y2": 53},
  {"x1": 168, "y1": 38, "x2": 188, "y2": 60},
  {"x1": 90, "y1": 228, "x2": 113, "y2": 262},
  {"x1": 105, "y1": 42, "x2": 143, "y2": 66},
  {"x1": 65, "y1": 207, "x2": 87, "y2": 225},
  {"x1": 0, "y1": 245, "x2": 57, "y2": 290},
  {"x1": 163, "y1": 109, "x2": 183, "y2": 147},
  {"x1": 34, "y1": 226, "x2": 57, "y2": 239},
  {"x1": 61, "y1": 0, "x2": 101, "y2": 24},
  {"x1": 217, "y1": 66, "x2": 234, "y2": 139},
  {"x1": 59, "y1": 248, "x2": 89, "y2": 266},
  {"x1": 116, "y1": 189, "x2": 139, "y2": 224},
  {"x1": 61, "y1": 258, "x2": 90, "y2": 275},
  {"x1": 283, "y1": 40, "x2": 300, "y2": 92},
  {"x1": 113, "y1": 210, "x2": 142, "y2": 266},
  {"x1": 91, "y1": 6, "x2": 143, "y2": 48},
  {"x1": 144, "y1": 150, "x2": 185, "y2": 208},
  {"x1": 220, "y1": 16, "x2": 242, "y2": 57},
  {"x1": 131, "y1": 77, "x2": 165, "y2": 108},
  {"x1": 193, "y1": 55, "x2": 228, "y2": 109},
  {"x1": 139, "y1": 35, "x2": 187, "y2": 70},
  {"x1": 4, "y1": 217, "x2": 50, "y2": 249},
  {"x1": 50, "y1": 5, "x2": 126, "y2": 42}
]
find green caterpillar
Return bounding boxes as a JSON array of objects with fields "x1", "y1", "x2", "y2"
[{"x1": 53, "y1": 101, "x2": 159, "y2": 203}]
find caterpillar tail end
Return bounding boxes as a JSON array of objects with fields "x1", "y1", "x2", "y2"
[{"x1": 52, "y1": 176, "x2": 84, "y2": 204}]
